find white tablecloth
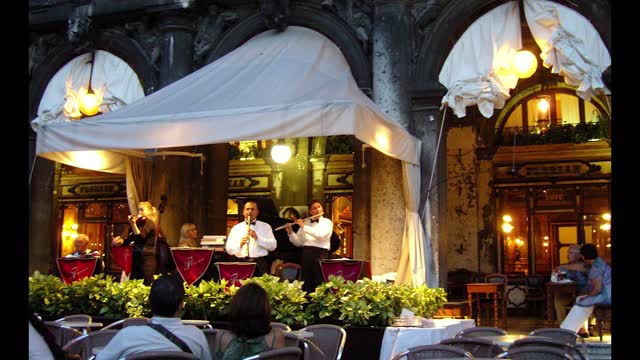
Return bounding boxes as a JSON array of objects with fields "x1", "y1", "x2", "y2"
[{"x1": 379, "y1": 319, "x2": 476, "y2": 360}]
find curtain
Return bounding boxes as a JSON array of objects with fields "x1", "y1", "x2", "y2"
[
  {"x1": 439, "y1": 1, "x2": 521, "y2": 119},
  {"x1": 396, "y1": 162, "x2": 427, "y2": 286},
  {"x1": 524, "y1": 0, "x2": 611, "y2": 101},
  {"x1": 125, "y1": 156, "x2": 152, "y2": 214}
]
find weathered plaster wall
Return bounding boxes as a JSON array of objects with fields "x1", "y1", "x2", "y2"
[
  {"x1": 446, "y1": 126, "x2": 479, "y2": 271},
  {"x1": 477, "y1": 159, "x2": 496, "y2": 273},
  {"x1": 370, "y1": 150, "x2": 405, "y2": 275}
]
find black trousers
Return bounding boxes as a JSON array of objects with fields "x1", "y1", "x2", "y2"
[{"x1": 301, "y1": 246, "x2": 329, "y2": 293}]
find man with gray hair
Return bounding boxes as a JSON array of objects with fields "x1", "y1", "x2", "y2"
[{"x1": 552, "y1": 244, "x2": 589, "y2": 324}]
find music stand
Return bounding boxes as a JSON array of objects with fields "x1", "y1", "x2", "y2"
[{"x1": 215, "y1": 262, "x2": 256, "y2": 287}]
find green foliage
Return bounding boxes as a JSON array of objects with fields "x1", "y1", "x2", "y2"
[
  {"x1": 326, "y1": 135, "x2": 354, "y2": 154},
  {"x1": 242, "y1": 274, "x2": 311, "y2": 327},
  {"x1": 29, "y1": 271, "x2": 70, "y2": 317},
  {"x1": 306, "y1": 276, "x2": 447, "y2": 327},
  {"x1": 183, "y1": 279, "x2": 236, "y2": 321}
]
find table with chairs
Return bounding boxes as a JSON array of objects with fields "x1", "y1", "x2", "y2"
[{"x1": 380, "y1": 318, "x2": 475, "y2": 360}]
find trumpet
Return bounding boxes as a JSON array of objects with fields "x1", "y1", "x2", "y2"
[{"x1": 274, "y1": 212, "x2": 324, "y2": 231}]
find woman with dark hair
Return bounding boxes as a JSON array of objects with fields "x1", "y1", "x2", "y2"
[
  {"x1": 214, "y1": 283, "x2": 285, "y2": 359},
  {"x1": 560, "y1": 243, "x2": 611, "y2": 333}
]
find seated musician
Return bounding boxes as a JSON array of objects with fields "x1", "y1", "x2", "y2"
[{"x1": 65, "y1": 234, "x2": 104, "y2": 274}]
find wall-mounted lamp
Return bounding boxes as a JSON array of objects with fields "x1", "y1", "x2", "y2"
[
  {"x1": 271, "y1": 140, "x2": 292, "y2": 164},
  {"x1": 501, "y1": 214, "x2": 514, "y2": 233},
  {"x1": 511, "y1": 49, "x2": 538, "y2": 79},
  {"x1": 78, "y1": 51, "x2": 103, "y2": 117},
  {"x1": 535, "y1": 95, "x2": 551, "y2": 132}
]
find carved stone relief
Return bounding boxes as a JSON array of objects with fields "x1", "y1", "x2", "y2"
[
  {"x1": 29, "y1": 34, "x2": 64, "y2": 75},
  {"x1": 121, "y1": 19, "x2": 162, "y2": 67},
  {"x1": 193, "y1": 5, "x2": 239, "y2": 67},
  {"x1": 320, "y1": 0, "x2": 372, "y2": 52},
  {"x1": 259, "y1": 0, "x2": 291, "y2": 31}
]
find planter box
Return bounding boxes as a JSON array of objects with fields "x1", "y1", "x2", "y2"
[{"x1": 341, "y1": 326, "x2": 386, "y2": 360}]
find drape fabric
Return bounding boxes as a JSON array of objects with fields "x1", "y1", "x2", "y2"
[
  {"x1": 125, "y1": 156, "x2": 152, "y2": 214},
  {"x1": 524, "y1": 0, "x2": 611, "y2": 102}
]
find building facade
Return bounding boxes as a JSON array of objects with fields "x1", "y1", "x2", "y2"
[{"x1": 29, "y1": 0, "x2": 612, "y2": 285}]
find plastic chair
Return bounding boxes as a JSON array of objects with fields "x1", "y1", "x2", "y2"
[
  {"x1": 528, "y1": 328, "x2": 585, "y2": 347},
  {"x1": 63, "y1": 329, "x2": 120, "y2": 360},
  {"x1": 300, "y1": 324, "x2": 346, "y2": 360},
  {"x1": 271, "y1": 322, "x2": 292, "y2": 332},
  {"x1": 55, "y1": 314, "x2": 93, "y2": 323},
  {"x1": 276, "y1": 262, "x2": 302, "y2": 282},
  {"x1": 202, "y1": 328, "x2": 217, "y2": 356},
  {"x1": 124, "y1": 351, "x2": 198, "y2": 359},
  {"x1": 510, "y1": 337, "x2": 587, "y2": 360},
  {"x1": 242, "y1": 346, "x2": 303, "y2": 360},
  {"x1": 391, "y1": 344, "x2": 473, "y2": 359},
  {"x1": 496, "y1": 345, "x2": 573, "y2": 359},
  {"x1": 439, "y1": 337, "x2": 504, "y2": 357},
  {"x1": 454, "y1": 326, "x2": 508, "y2": 338},
  {"x1": 45, "y1": 323, "x2": 84, "y2": 348},
  {"x1": 284, "y1": 332, "x2": 325, "y2": 360},
  {"x1": 100, "y1": 317, "x2": 150, "y2": 331}
]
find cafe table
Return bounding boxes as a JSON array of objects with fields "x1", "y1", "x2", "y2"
[{"x1": 379, "y1": 318, "x2": 475, "y2": 360}]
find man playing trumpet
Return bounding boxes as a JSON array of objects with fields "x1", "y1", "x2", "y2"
[
  {"x1": 284, "y1": 199, "x2": 333, "y2": 293},
  {"x1": 226, "y1": 200, "x2": 277, "y2": 276}
]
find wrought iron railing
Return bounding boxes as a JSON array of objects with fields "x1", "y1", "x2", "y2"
[{"x1": 497, "y1": 119, "x2": 610, "y2": 146}]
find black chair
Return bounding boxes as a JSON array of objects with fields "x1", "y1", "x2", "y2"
[
  {"x1": 45, "y1": 323, "x2": 84, "y2": 348},
  {"x1": 496, "y1": 345, "x2": 573, "y2": 359},
  {"x1": 124, "y1": 351, "x2": 197, "y2": 359},
  {"x1": 391, "y1": 344, "x2": 473, "y2": 359},
  {"x1": 201, "y1": 328, "x2": 217, "y2": 357},
  {"x1": 510, "y1": 337, "x2": 587, "y2": 360},
  {"x1": 525, "y1": 274, "x2": 546, "y2": 316},
  {"x1": 454, "y1": 326, "x2": 507, "y2": 338},
  {"x1": 242, "y1": 346, "x2": 303, "y2": 360},
  {"x1": 440, "y1": 337, "x2": 504, "y2": 357}
]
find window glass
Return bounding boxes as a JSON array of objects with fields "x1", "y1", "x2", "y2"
[{"x1": 556, "y1": 94, "x2": 580, "y2": 125}]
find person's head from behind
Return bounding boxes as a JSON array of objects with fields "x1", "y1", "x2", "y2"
[
  {"x1": 567, "y1": 244, "x2": 583, "y2": 263},
  {"x1": 74, "y1": 234, "x2": 89, "y2": 253},
  {"x1": 180, "y1": 223, "x2": 198, "y2": 240},
  {"x1": 149, "y1": 275, "x2": 185, "y2": 317},
  {"x1": 229, "y1": 283, "x2": 272, "y2": 338},
  {"x1": 283, "y1": 207, "x2": 300, "y2": 221},
  {"x1": 580, "y1": 243, "x2": 598, "y2": 264}
]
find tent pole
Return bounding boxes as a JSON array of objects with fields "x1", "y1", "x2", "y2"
[
  {"x1": 29, "y1": 156, "x2": 37, "y2": 186},
  {"x1": 423, "y1": 106, "x2": 447, "y2": 217}
]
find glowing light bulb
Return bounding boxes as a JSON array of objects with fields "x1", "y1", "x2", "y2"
[{"x1": 511, "y1": 50, "x2": 538, "y2": 78}]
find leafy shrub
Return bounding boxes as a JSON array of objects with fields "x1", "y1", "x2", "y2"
[
  {"x1": 183, "y1": 279, "x2": 236, "y2": 321},
  {"x1": 242, "y1": 274, "x2": 311, "y2": 326}
]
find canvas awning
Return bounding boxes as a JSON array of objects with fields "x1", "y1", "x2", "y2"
[{"x1": 32, "y1": 26, "x2": 422, "y2": 172}]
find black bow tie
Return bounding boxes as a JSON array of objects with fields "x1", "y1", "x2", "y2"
[
  {"x1": 250, "y1": 221, "x2": 256, "y2": 225},
  {"x1": 310, "y1": 219, "x2": 319, "y2": 223}
]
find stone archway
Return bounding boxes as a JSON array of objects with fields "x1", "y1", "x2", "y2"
[{"x1": 204, "y1": 3, "x2": 371, "y2": 90}]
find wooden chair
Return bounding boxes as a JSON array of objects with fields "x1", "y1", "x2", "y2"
[
  {"x1": 525, "y1": 274, "x2": 546, "y2": 316},
  {"x1": 391, "y1": 344, "x2": 473, "y2": 359},
  {"x1": 300, "y1": 324, "x2": 346, "y2": 360},
  {"x1": 483, "y1": 273, "x2": 508, "y2": 329},
  {"x1": 496, "y1": 345, "x2": 572, "y2": 359},
  {"x1": 440, "y1": 337, "x2": 504, "y2": 357},
  {"x1": 242, "y1": 346, "x2": 303, "y2": 360},
  {"x1": 275, "y1": 263, "x2": 302, "y2": 282}
]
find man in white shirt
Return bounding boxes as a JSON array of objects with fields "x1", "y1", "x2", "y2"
[
  {"x1": 226, "y1": 200, "x2": 277, "y2": 276},
  {"x1": 284, "y1": 200, "x2": 333, "y2": 293},
  {"x1": 96, "y1": 275, "x2": 212, "y2": 360}
]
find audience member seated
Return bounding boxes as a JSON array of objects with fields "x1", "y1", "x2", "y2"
[
  {"x1": 178, "y1": 223, "x2": 201, "y2": 248},
  {"x1": 560, "y1": 244, "x2": 611, "y2": 334},
  {"x1": 214, "y1": 283, "x2": 286, "y2": 360},
  {"x1": 66, "y1": 234, "x2": 104, "y2": 274},
  {"x1": 551, "y1": 244, "x2": 589, "y2": 324},
  {"x1": 95, "y1": 275, "x2": 212, "y2": 360}
]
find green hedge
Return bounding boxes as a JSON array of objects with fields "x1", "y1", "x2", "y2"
[{"x1": 29, "y1": 272, "x2": 446, "y2": 327}]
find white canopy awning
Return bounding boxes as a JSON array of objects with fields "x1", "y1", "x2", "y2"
[{"x1": 32, "y1": 26, "x2": 422, "y2": 172}]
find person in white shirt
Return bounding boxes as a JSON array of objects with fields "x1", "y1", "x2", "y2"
[
  {"x1": 226, "y1": 201, "x2": 277, "y2": 276},
  {"x1": 284, "y1": 200, "x2": 333, "y2": 293},
  {"x1": 96, "y1": 275, "x2": 212, "y2": 360}
]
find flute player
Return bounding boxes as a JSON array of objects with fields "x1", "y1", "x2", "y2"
[
  {"x1": 284, "y1": 199, "x2": 333, "y2": 293},
  {"x1": 226, "y1": 200, "x2": 277, "y2": 276}
]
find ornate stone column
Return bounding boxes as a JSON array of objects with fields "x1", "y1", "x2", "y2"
[
  {"x1": 370, "y1": 0, "x2": 414, "y2": 276},
  {"x1": 158, "y1": 15, "x2": 195, "y2": 88}
]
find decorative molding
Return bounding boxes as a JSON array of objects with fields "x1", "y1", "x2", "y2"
[
  {"x1": 193, "y1": 5, "x2": 240, "y2": 67},
  {"x1": 259, "y1": 0, "x2": 291, "y2": 31}
]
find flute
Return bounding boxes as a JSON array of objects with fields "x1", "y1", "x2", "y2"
[{"x1": 274, "y1": 212, "x2": 324, "y2": 231}]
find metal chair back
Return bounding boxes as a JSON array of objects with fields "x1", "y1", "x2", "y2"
[
  {"x1": 300, "y1": 324, "x2": 346, "y2": 360},
  {"x1": 440, "y1": 337, "x2": 504, "y2": 357},
  {"x1": 391, "y1": 344, "x2": 473, "y2": 359},
  {"x1": 455, "y1": 326, "x2": 508, "y2": 338},
  {"x1": 497, "y1": 345, "x2": 573, "y2": 359}
]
